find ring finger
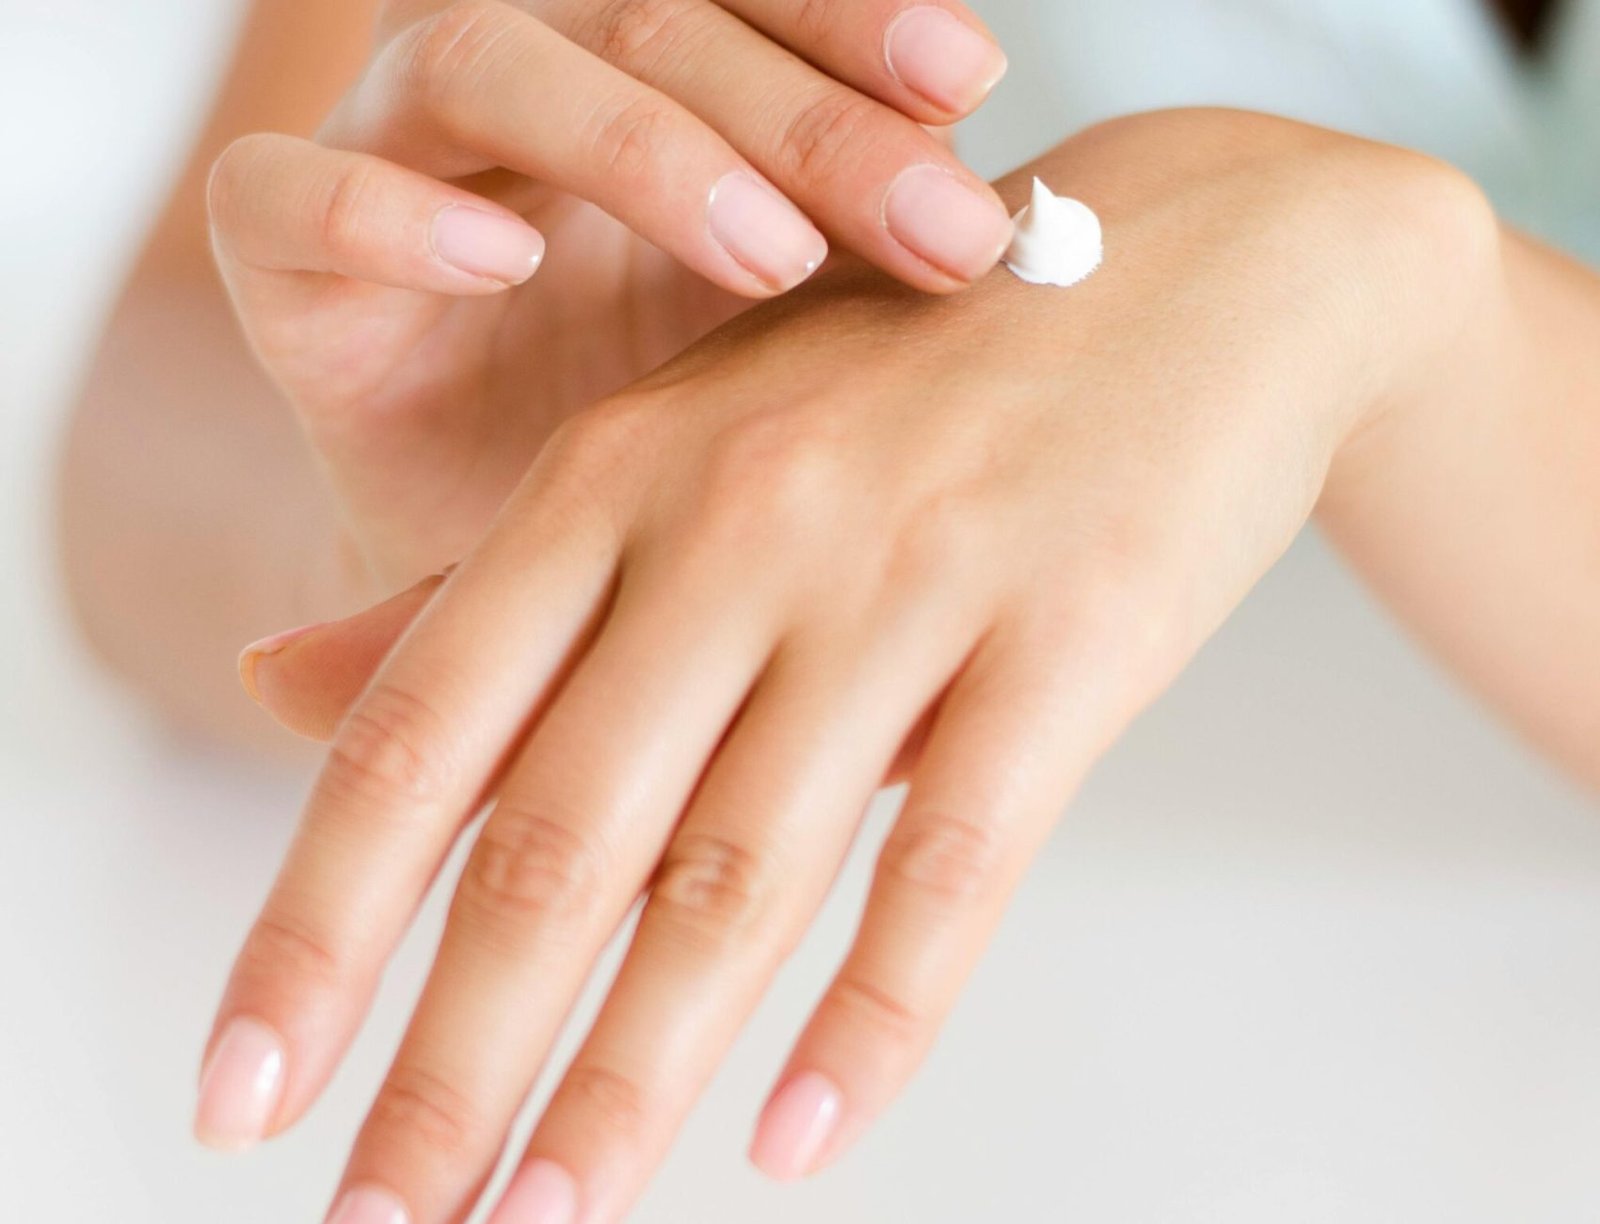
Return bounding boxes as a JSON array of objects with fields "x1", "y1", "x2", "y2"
[
  {"x1": 486, "y1": 583, "x2": 989, "y2": 1222},
  {"x1": 328, "y1": 0, "x2": 829, "y2": 296},
  {"x1": 536, "y1": 0, "x2": 1013, "y2": 288},
  {"x1": 757, "y1": 612, "x2": 1158, "y2": 1179}
]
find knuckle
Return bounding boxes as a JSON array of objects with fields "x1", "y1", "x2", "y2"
[
  {"x1": 649, "y1": 833, "x2": 776, "y2": 951},
  {"x1": 457, "y1": 807, "x2": 604, "y2": 937},
  {"x1": 586, "y1": 93, "x2": 677, "y2": 185},
  {"x1": 830, "y1": 972, "x2": 923, "y2": 1040},
  {"x1": 696, "y1": 411, "x2": 852, "y2": 544},
  {"x1": 403, "y1": 0, "x2": 517, "y2": 122},
  {"x1": 887, "y1": 490, "x2": 988, "y2": 588},
  {"x1": 560, "y1": 1063, "x2": 650, "y2": 1135},
  {"x1": 550, "y1": 397, "x2": 657, "y2": 475},
  {"x1": 586, "y1": 0, "x2": 704, "y2": 75},
  {"x1": 536, "y1": 399, "x2": 658, "y2": 522},
  {"x1": 1058, "y1": 554, "x2": 1168, "y2": 666},
  {"x1": 778, "y1": 88, "x2": 882, "y2": 185},
  {"x1": 1020, "y1": 513, "x2": 1171, "y2": 666},
  {"x1": 239, "y1": 910, "x2": 344, "y2": 992},
  {"x1": 326, "y1": 681, "x2": 459, "y2": 811},
  {"x1": 878, "y1": 812, "x2": 1005, "y2": 904},
  {"x1": 790, "y1": 0, "x2": 843, "y2": 46},
  {"x1": 317, "y1": 161, "x2": 382, "y2": 263},
  {"x1": 369, "y1": 1063, "x2": 482, "y2": 1158}
]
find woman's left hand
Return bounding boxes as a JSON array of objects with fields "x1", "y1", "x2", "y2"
[{"x1": 202, "y1": 109, "x2": 1497, "y2": 1223}]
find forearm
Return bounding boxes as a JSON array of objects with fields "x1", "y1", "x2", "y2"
[
  {"x1": 55, "y1": 0, "x2": 380, "y2": 753},
  {"x1": 1320, "y1": 224, "x2": 1600, "y2": 791},
  {"x1": 58, "y1": 264, "x2": 359, "y2": 753}
]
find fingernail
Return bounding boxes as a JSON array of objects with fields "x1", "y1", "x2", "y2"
[
  {"x1": 708, "y1": 172, "x2": 829, "y2": 292},
  {"x1": 238, "y1": 622, "x2": 324, "y2": 704},
  {"x1": 488, "y1": 1158, "x2": 578, "y2": 1224},
  {"x1": 193, "y1": 1016, "x2": 287, "y2": 1152},
  {"x1": 326, "y1": 1184, "x2": 411, "y2": 1224},
  {"x1": 431, "y1": 205, "x2": 545, "y2": 285},
  {"x1": 885, "y1": 6, "x2": 1008, "y2": 114},
  {"x1": 749, "y1": 1071, "x2": 843, "y2": 1181},
  {"x1": 882, "y1": 164, "x2": 1014, "y2": 283}
]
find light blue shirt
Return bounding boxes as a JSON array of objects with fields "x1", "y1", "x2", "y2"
[{"x1": 965, "y1": 0, "x2": 1600, "y2": 263}]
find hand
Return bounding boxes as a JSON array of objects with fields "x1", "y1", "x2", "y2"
[
  {"x1": 207, "y1": 0, "x2": 1012, "y2": 591},
  {"x1": 199, "y1": 110, "x2": 1496, "y2": 1222}
]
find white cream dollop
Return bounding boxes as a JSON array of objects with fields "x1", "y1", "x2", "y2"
[{"x1": 1003, "y1": 178, "x2": 1102, "y2": 287}]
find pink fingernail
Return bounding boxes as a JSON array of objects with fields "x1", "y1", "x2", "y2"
[
  {"x1": 708, "y1": 172, "x2": 829, "y2": 293},
  {"x1": 488, "y1": 1158, "x2": 577, "y2": 1224},
  {"x1": 885, "y1": 6, "x2": 1008, "y2": 114},
  {"x1": 193, "y1": 1016, "x2": 287, "y2": 1152},
  {"x1": 238, "y1": 622, "x2": 325, "y2": 703},
  {"x1": 882, "y1": 164, "x2": 1014, "y2": 283},
  {"x1": 431, "y1": 206, "x2": 546, "y2": 285},
  {"x1": 326, "y1": 1184, "x2": 411, "y2": 1224},
  {"x1": 749, "y1": 1071, "x2": 843, "y2": 1181}
]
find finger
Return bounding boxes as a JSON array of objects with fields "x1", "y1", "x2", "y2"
[
  {"x1": 543, "y1": 0, "x2": 1014, "y2": 289},
  {"x1": 489, "y1": 588, "x2": 986, "y2": 1222},
  {"x1": 209, "y1": 133, "x2": 546, "y2": 295},
  {"x1": 719, "y1": 0, "x2": 1008, "y2": 122},
  {"x1": 334, "y1": 0, "x2": 828, "y2": 296},
  {"x1": 752, "y1": 613, "x2": 1152, "y2": 1180},
  {"x1": 326, "y1": 536, "x2": 788, "y2": 1223},
  {"x1": 241, "y1": 575, "x2": 442, "y2": 743},
  {"x1": 242, "y1": 574, "x2": 932, "y2": 776},
  {"x1": 194, "y1": 419, "x2": 635, "y2": 1153}
]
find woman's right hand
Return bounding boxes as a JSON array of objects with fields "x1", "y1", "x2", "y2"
[{"x1": 206, "y1": 0, "x2": 1013, "y2": 591}]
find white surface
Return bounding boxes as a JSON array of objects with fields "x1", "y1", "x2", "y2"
[{"x1": 3, "y1": 2, "x2": 1598, "y2": 1221}]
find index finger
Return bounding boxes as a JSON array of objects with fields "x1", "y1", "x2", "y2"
[
  {"x1": 537, "y1": 0, "x2": 1014, "y2": 289},
  {"x1": 193, "y1": 432, "x2": 627, "y2": 1152}
]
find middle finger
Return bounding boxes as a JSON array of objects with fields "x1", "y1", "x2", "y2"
[
  {"x1": 533, "y1": 0, "x2": 1015, "y2": 289},
  {"x1": 325, "y1": 541, "x2": 783, "y2": 1223},
  {"x1": 490, "y1": 580, "x2": 990, "y2": 1221}
]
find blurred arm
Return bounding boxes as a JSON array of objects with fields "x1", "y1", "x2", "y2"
[
  {"x1": 1319, "y1": 225, "x2": 1600, "y2": 793},
  {"x1": 59, "y1": 17, "x2": 1600, "y2": 794},
  {"x1": 58, "y1": 0, "x2": 380, "y2": 752}
]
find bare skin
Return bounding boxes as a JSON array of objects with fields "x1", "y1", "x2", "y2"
[
  {"x1": 59, "y1": 4, "x2": 1599, "y2": 1223},
  {"x1": 206, "y1": 107, "x2": 1600, "y2": 1223},
  {"x1": 61, "y1": 0, "x2": 1003, "y2": 750}
]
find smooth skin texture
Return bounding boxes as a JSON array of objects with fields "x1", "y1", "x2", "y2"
[
  {"x1": 58, "y1": 0, "x2": 1001, "y2": 749},
  {"x1": 58, "y1": 3, "x2": 1600, "y2": 1219},
  {"x1": 194, "y1": 110, "x2": 1600, "y2": 1224},
  {"x1": 205, "y1": 0, "x2": 1010, "y2": 592},
  {"x1": 336, "y1": 0, "x2": 1013, "y2": 292}
]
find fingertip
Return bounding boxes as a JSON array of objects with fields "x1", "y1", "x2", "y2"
[
  {"x1": 239, "y1": 622, "x2": 327, "y2": 706},
  {"x1": 882, "y1": 164, "x2": 1014, "y2": 289},
  {"x1": 486, "y1": 1158, "x2": 578, "y2": 1224},
  {"x1": 430, "y1": 205, "x2": 546, "y2": 289},
  {"x1": 325, "y1": 1183, "x2": 412, "y2": 1224},
  {"x1": 708, "y1": 171, "x2": 830, "y2": 295},
  {"x1": 884, "y1": 6, "x2": 1009, "y2": 119},
  {"x1": 244, "y1": 571, "x2": 452, "y2": 739},
  {"x1": 194, "y1": 1015, "x2": 289, "y2": 1153},
  {"x1": 748, "y1": 1071, "x2": 845, "y2": 1182}
]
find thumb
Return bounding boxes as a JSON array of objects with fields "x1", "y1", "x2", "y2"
[{"x1": 238, "y1": 571, "x2": 447, "y2": 741}]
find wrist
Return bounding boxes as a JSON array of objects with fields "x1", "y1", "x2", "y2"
[
  {"x1": 994, "y1": 110, "x2": 1502, "y2": 435},
  {"x1": 1319, "y1": 151, "x2": 1506, "y2": 519}
]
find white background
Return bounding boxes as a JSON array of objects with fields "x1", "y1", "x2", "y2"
[{"x1": 3, "y1": 1, "x2": 1598, "y2": 1220}]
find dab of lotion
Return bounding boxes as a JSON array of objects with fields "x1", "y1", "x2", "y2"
[{"x1": 1003, "y1": 178, "x2": 1102, "y2": 287}]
